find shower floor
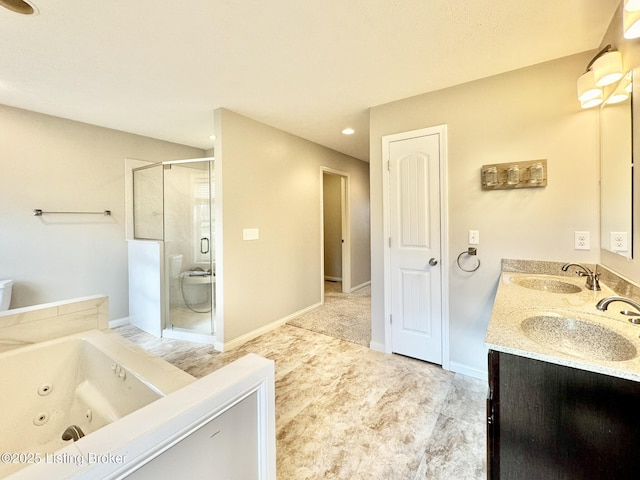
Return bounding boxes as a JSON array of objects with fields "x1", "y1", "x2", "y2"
[{"x1": 168, "y1": 306, "x2": 214, "y2": 335}]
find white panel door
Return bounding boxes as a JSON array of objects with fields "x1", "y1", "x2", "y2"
[{"x1": 389, "y1": 133, "x2": 442, "y2": 364}]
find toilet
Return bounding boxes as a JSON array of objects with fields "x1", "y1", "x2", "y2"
[{"x1": 0, "y1": 280, "x2": 13, "y2": 311}]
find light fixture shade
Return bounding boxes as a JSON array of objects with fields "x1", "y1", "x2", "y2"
[
  {"x1": 606, "y1": 83, "x2": 629, "y2": 104},
  {"x1": 581, "y1": 94, "x2": 603, "y2": 109},
  {"x1": 577, "y1": 70, "x2": 601, "y2": 102},
  {"x1": 624, "y1": 7, "x2": 640, "y2": 39},
  {"x1": 625, "y1": 0, "x2": 640, "y2": 12},
  {"x1": 593, "y1": 51, "x2": 623, "y2": 87},
  {"x1": 606, "y1": 92, "x2": 629, "y2": 104}
]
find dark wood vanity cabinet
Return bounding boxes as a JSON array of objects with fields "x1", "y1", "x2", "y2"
[{"x1": 487, "y1": 350, "x2": 640, "y2": 480}]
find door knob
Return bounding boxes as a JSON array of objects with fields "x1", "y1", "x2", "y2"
[{"x1": 429, "y1": 258, "x2": 438, "y2": 266}]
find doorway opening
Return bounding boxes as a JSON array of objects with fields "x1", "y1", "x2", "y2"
[{"x1": 321, "y1": 168, "x2": 351, "y2": 301}]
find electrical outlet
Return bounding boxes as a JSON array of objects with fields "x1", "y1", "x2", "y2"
[
  {"x1": 610, "y1": 232, "x2": 628, "y2": 252},
  {"x1": 574, "y1": 231, "x2": 590, "y2": 250},
  {"x1": 468, "y1": 230, "x2": 479, "y2": 245}
]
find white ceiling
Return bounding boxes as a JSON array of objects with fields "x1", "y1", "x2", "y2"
[{"x1": 0, "y1": 0, "x2": 619, "y2": 161}]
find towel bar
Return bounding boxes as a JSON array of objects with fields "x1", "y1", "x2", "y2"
[{"x1": 33, "y1": 209, "x2": 111, "y2": 216}]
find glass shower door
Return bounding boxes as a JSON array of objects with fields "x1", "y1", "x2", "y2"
[
  {"x1": 132, "y1": 163, "x2": 163, "y2": 240},
  {"x1": 163, "y1": 160, "x2": 215, "y2": 335}
]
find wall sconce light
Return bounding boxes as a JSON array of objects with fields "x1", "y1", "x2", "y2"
[
  {"x1": 624, "y1": 0, "x2": 640, "y2": 39},
  {"x1": 605, "y1": 71, "x2": 632, "y2": 105},
  {"x1": 577, "y1": 70, "x2": 601, "y2": 101},
  {"x1": 593, "y1": 50, "x2": 623, "y2": 86},
  {"x1": 577, "y1": 70, "x2": 603, "y2": 107},
  {"x1": 576, "y1": 45, "x2": 623, "y2": 109}
]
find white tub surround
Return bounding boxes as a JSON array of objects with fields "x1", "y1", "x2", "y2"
[
  {"x1": 0, "y1": 330, "x2": 194, "y2": 479},
  {"x1": 0, "y1": 295, "x2": 108, "y2": 353},
  {"x1": 5, "y1": 352, "x2": 275, "y2": 480},
  {"x1": 486, "y1": 261, "x2": 640, "y2": 382}
]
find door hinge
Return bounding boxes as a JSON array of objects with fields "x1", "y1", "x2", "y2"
[
  {"x1": 388, "y1": 237, "x2": 391, "y2": 248},
  {"x1": 387, "y1": 160, "x2": 391, "y2": 171},
  {"x1": 390, "y1": 314, "x2": 393, "y2": 324}
]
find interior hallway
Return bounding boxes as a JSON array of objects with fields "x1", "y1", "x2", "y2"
[
  {"x1": 115, "y1": 288, "x2": 486, "y2": 479},
  {"x1": 287, "y1": 281, "x2": 372, "y2": 347}
]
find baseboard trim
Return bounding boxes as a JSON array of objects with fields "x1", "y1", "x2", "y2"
[
  {"x1": 351, "y1": 280, "x2": 371, "y2": 293},
  {"x1": 324, "y1": 276, "x2": 342, "y2": 282},
  {"x1": 369, "y1": 340, "x2": 385, "y2": 353},
  {"x1": 448, "y1": 361, "x2": 487, "y2": 381},
  {"x1": 222, "y1": 302, "x2": 323, "y2": 351},
  {"x1": 109, "y1": 317, "x2": 131, "y2": 329}
]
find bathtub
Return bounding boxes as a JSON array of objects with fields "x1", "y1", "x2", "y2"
[
  {"x1": 0, "y1": 330, "x2": 194, "y2": 478},
  {"x1": 1, "y1": 329, "x2": 276, "y2": 479}
]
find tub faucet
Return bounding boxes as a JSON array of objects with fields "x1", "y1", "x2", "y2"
[
  {"x1": 61, "y1": 425, "x2": 85, "y2": 442},
  {"x1": 596, "y1": 296, "x2": 640, "y2": 315},
  {"x1": 561, "y1": 263, "x2": 600, "y2": 291}
]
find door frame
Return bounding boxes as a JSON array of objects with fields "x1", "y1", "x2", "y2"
[
  {"x1": 320, "y1": 167, "x2": 351, "y2": 302},
  {"x1": 381, "y1": 125, "x2": 450, "y2": 369}
]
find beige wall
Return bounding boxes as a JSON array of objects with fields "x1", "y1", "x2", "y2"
[
  {"x1": 370, "y1": 52, "x2": 600, "y2": 375},
  {"x1": 0, "y1": 104, "x2": 204, "y2": 319},
  {"x1": 599, "y1": 2, "x2": 640, "y2": 283},
  {"x1": 215, "y1": 108, "x2": 370, "y2": 343}
]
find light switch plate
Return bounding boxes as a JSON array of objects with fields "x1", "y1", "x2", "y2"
[
  {"x1": 243, "y1": 228, "x2": 259, "y2": 241},
  {"x1": 574, "y1": 231, "x2": 590, "y2": 250},
  {"x1": 468, "y1": 230, "x2": 479, "y2": 245}
]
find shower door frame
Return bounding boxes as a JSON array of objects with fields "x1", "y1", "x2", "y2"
[
  {"x1": 130, "y1": 157, "x2": 219, "y2": 345},
  {"x1": 161, "y1": 157, "x2": 216, "y2": 341}
]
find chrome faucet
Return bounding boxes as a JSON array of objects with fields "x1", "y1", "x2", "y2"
[
  {"x1": 61, "y1": 425, "x2": 85, "y2": 442},
  {"x1": 561, "y1": 263, "x2": 600, "y2": 291},
  {"x1": 596, "y1": 296, "x2": 640, "y2": 315}
]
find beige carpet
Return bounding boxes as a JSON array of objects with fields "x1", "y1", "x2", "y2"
[{"x1": 287, "y1": 281, "x2": 371, "y2": 347}]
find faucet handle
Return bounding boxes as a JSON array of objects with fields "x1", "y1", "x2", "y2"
[{"x1": 585, "y1": 272, "x2": 601, "y2": 291}]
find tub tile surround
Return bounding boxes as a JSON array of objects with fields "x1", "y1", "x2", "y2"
[
  {"x1": 487, "y1": 259, "x2": 640, "y2": 382},
  {"x1": 0, "y1": 295, "x2": 108, "y2": 353}
]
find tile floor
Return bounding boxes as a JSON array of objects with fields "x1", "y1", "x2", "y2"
[{"x1": 115, "y1": 323, "x2": 487, "y2": 479}]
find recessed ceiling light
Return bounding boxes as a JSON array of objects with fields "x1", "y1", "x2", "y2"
[
  {"x1": 209, "y1": 134, "x2": 216, "y2": 141},
  {"x1": 342, "y1": 128, "x2": 355, "y2": 135},
  {"x1": 0, "y1": 0, "x2": 38, "y2": 15}
]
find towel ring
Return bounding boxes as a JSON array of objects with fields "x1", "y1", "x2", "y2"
[{"x1": 457, "y1": 248, "x2": 480, "y2": 272}]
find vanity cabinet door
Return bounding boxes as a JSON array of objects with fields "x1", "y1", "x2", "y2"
[{"x1": 488, "y1": 350, "x2": 640, "y2": 480}]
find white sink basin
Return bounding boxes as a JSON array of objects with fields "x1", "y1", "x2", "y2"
[{"x1": 520, "y1": 312, "x2": 636, "y2": 362}]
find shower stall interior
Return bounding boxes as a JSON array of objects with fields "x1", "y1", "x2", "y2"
[{"x1": 131, "y1": 158, "x2": 216, "y2": 341}]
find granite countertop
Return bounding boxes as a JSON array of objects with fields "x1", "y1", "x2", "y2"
[{"x1": 485, "y1": 265, "x2": 640, "y2": 383}]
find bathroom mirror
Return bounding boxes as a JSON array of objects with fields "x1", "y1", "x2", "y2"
[{"x1": 600, "y1": 70, "x2": 633, "y2": 259}]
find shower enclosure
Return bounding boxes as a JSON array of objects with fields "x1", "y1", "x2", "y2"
[{"x1": 132, "y1": 158, "x2": 216, "y2": 341}]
